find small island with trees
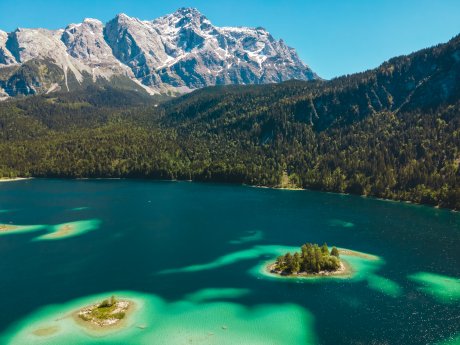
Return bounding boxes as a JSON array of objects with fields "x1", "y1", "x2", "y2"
[
  {"x1": 268, "y1": 243, "x2": 347, "y2": 277},
  {"x1": 74, "y1": 296, "x2": 133, "y2": 329}
]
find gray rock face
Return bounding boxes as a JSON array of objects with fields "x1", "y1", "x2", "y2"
[
  {"x1": 0, "y1": 8, "x2": 318, "y2": 97},
  {"x1": 6, "y1": 28, "x2": 87, "y2": 80},
  {"x1": 0, "y1": 30, "x2": 17, "y2": 65},
  {"x1": 62, "y1": 18, "x2": 133, "y2": 80},
  {"x1": 63, "y1": 19, "x2": 114, "y2": 65}
]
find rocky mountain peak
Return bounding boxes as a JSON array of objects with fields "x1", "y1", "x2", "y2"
[
  {"x1": 172, "y1": 7, "x2": 208, "y2": 23},
  {"x1": 153, "y1": 7, "x2": 211, "y2": 33},
  {"x1": 83, "y1": 18, "x2": 103, "y2": 26},
  {"x1": 0, "y1": 8, "x2": 318, "y2": 97},
  {"x1": 114, "y1": 13, "x2": 132, "y2": 22}
]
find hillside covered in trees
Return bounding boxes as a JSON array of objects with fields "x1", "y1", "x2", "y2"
[{"x1": 0, "y1": 34, "x2": 459, "y2": 209}]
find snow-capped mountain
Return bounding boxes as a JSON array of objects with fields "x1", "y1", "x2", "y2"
[{"x1": 0, "y1": 8, "x2": 318, "y2": 98}]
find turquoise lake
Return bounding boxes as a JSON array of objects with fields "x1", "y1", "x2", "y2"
[{"x1": 0, "y1": 179, "x2": 459, "y2": 344}]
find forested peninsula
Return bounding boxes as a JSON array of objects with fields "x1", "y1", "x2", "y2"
[{"x1": 0, "y1": 35, "x2": 459, "y2": 209}]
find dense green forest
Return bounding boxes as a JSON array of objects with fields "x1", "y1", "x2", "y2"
[
  {"x1": 273, "y1": 243, "x2": 341, "y2": 275},
  {"x1": 0, "y1": 35, "x2": 459, "y2": 209}
]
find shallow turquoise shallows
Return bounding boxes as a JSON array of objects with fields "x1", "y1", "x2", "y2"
[{"x1": 0, "y1": 179, "x2": 459, "y2": 345}]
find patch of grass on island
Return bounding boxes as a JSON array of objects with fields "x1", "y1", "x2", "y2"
[
  {"x1": 76, "y1": 296, "x2": 131, "y2": 328},
  {"x1": 269, "y1": 243, "x2": 346, "y2": 277}
]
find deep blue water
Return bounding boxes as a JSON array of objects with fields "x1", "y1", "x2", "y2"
[{"x1": 0, "y1": 179, "x2": 459, "y2": 344}]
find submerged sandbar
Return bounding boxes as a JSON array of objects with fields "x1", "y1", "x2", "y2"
[
  {"x1": 338, "y1": 249, "x2": 379, "y2": 261},
  {"x1": 32, "y1": 325, "x2": 60, "y2": 337},
  {"x1": 42, "y1": 224, "x2": 75, "y2": 239},
  {"x1": 0, "y1": 224, "x2": 19, "y2": 233},
  {"x1": 34, "y1": 219, "x2": 101, "y2": 241},
  {"x1": 0, "y1": 223, "x2": 46, "y2": 236}
]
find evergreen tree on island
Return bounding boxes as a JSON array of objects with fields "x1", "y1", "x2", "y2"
[{"x1": 274, "y1": 243, "x2": 341, "y2": 274}]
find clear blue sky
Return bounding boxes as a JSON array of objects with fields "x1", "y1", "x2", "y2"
[{"x1": 1, "y1": 0, "x2": 459, "y2": 79}]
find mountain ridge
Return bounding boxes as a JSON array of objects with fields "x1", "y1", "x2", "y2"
[{"x1": 0, "y1": 8, "x2": 317, "y2": 98}]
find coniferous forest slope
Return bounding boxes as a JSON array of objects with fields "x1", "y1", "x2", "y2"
[{"x1": 0, "y1": 34, "x2": 459, "y2": 209}]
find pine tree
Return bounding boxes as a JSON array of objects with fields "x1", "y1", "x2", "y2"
[
  {"x1": 275, "y1": 255, "x2": 284, "y2": 271},
  {"x1": 331, "y1": 247, "x2": 339, "y2": 257},
  {"x1": 292, "y1": 252, "x2": 301, "y2": 273},
  {"x1": 284, "y1": 253, "x2": 293, "y2": 273}
]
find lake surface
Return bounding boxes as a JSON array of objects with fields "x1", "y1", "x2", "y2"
[{"x1": 0, "y1": 179, "x2": 459, "y2": 345}]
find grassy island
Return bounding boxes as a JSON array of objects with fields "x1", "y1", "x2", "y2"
[
  {"x1": 270, "y1": 243, "x2": 343, "y2": 276},
  {"x1": 75, "y1": 296, "x2": 132, "y2": 328}
]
